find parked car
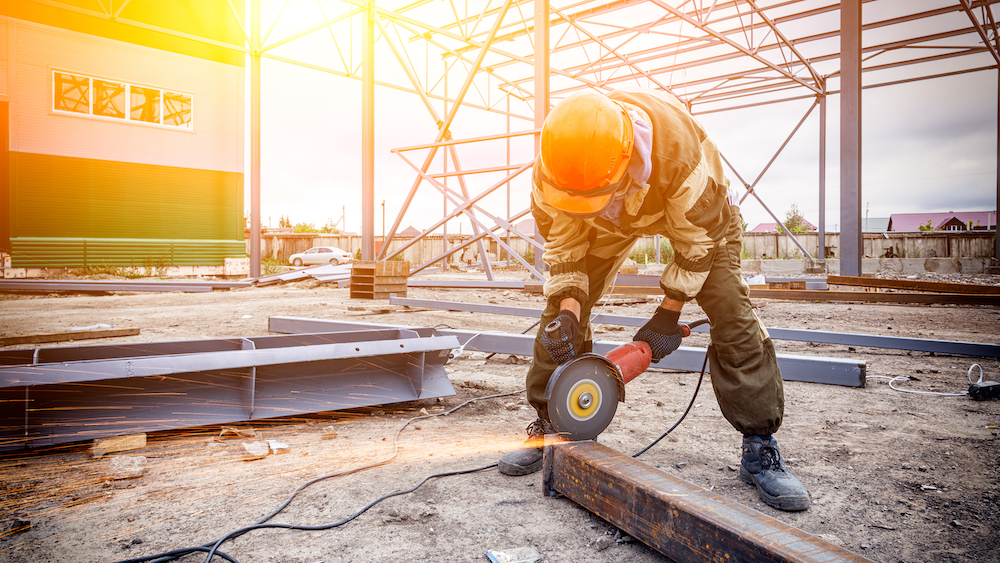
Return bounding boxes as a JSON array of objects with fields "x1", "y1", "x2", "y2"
[{"x1": 288, "y1": 246, "x2": 353, "y2": 267}]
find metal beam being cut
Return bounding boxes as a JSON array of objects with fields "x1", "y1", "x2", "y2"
[{"x1": 543, "y1": 441, "x2": 873, "y2": 563}]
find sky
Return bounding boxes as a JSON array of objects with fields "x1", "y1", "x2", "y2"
[{"x1": 248, "y1": 2, "x2": 999, "y2": 237}]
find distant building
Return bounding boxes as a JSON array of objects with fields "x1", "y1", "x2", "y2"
[
  {"x1": 1, "y1": 2, "x2": 246, "y2": 268},
  {"x1": 749, "y1": 220, "x2": 816, "y2": 233},
  {"x1": 398, "y1": 226, "x2": 422, "y2": 238},
  {"x1": 888, "y1": 211, "x2": 998, "y2": 232}
]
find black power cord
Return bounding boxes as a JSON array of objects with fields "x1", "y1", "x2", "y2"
[
  {"x1": 113, "y1": 389, "x2": 525, "y2": 563},
  {"x1": 117, "y1": 327, "x2": 711, "y2": 563}
]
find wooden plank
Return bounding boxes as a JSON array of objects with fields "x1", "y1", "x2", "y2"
[
  {"x1": 827, "y1": 275, "x2": 1000, "y2": 295},
  {"x1": 544, "y1": 441, "x2": 873, "y2": 563},
  {"x1": 0, "y1": 327, "x2": 140, "y2": 346}
]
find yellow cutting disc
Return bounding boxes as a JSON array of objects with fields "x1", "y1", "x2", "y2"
[{"x1": 546, "y1": 355, "x2": 620, "y2": 440}]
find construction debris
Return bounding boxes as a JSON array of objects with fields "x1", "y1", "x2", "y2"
[
  {"x1": 91, "y1": 434, "x2": 146, "y2": 459},
  {"x1": 241, "y1": 442, "x2": 270, "y2": 461},
  {"x1": 107, "y1": 456, "x2": 147, "y2": 480}
]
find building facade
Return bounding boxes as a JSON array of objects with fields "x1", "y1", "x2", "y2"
[{"x1": 1, "y1": 1, "x2": 245, "y2": 268}]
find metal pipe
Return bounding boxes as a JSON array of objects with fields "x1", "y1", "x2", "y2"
[{"x1": 841, "y1": 0, "x2": 863, "y2": 276}]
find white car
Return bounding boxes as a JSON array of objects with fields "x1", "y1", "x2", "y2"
[{"x1": 288, "y1": 246, "x2": 353, "y2": 267}]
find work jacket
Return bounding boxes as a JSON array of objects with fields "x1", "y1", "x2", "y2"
[{"x1": 531, "y1": 88, "x2": 733, "y2": 306}]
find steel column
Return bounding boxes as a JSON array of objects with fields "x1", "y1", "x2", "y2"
[
  {"x1": 362, "y1": 0, "x2": 376, "y2": 261},
  {"x1": 250, "y1": 0, "x2": 261, "y2": 278},
  {"x1": 544, "y1": 441, "x2": 873, "y2": 563},
  {"x1": 840, "y1": 0, "x2": 863, "y2": 276},
  {"x1": 819, "y1": 93, "x2": 827, "y2": 262},
  {"x1": 533, "y1": 0, "x2": 549, "y2": 275}
]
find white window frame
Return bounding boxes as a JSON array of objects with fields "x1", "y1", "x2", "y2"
[{"x1": 51, "y1": 69, "x2": 194, "y2": 131}]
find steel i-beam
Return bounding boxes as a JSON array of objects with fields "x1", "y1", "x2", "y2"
[
  {"x1": 543, "y1": 441, "x2": 873, "y2": 563},
  {"x1": 0, "y1": 329, "x2": 457, "y2": 451}
]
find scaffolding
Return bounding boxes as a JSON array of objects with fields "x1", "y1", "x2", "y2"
[{"x1": 29, "y1": 0, "x2": 1000, "y2": 276}]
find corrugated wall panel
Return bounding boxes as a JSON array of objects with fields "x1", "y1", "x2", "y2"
[
  {"x1": 4, "y1": 1, "x2": 244, "y2": 67},
  {"x1": 10, "y1": 238, "x2": 246, "y2": 268},
  {"x1": 11, "y1": 152, "x2": 243, "y2": 242},
  {"x1": 12, "y1": 19, "x2": 243, "y2": 172}
]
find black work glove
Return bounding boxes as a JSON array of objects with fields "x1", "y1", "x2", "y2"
[
  {"x1": 633, "y1": 308, "x2": 682, "y2": 361},
  {"x1": 540, "y1": 310, "x2": 579, "y2": 365}
]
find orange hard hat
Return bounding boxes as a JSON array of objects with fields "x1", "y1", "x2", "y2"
[{"x1": 539, "y1": 91, "x2": 634, "y2": 215}]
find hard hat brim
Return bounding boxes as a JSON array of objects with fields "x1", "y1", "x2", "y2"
[{"x1": 540, "y1": 173, "x2": 615, "y2": 216}]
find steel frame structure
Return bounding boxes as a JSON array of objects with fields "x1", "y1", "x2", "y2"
[
  {"x1": 0, "y1": 328, "x2": 458, "y2": 451},
  {"x1": 28, "y1": 1, "x2": 1000, "y2": 275}
]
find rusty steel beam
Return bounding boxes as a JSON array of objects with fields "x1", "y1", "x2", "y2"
[
  {"x1": 827, "y1": 275, "x2": 1000, "y2": 295},
  {"x1": 543, "y1": 441, "x2": 873, "y2": 563}
]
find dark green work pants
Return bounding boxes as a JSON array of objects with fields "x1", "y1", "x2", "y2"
[{"x1": 525, "y1": 206, "x2": 784, "y2": 437}]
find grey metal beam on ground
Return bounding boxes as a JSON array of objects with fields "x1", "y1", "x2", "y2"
[
  {"x1": 387, "y1": 296, "x2": 1000, "y2": 358},
  {"x1": 407, "y1": 280, "x2": 528, "y2": 289},
  {"x1": 0, "y1": 329, "x2": 458, "y2": 451},
  {"x1": 0, "y1": 280, "x2": 251, "y2": 292},
  {"x1": 268, "y1": 317, "x2": 866, "y2": 387}
]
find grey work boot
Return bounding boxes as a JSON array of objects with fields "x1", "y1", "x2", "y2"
[
  {"x1": 739, "y1": 436, "x2": 810, "y2": 511},
  {"x1": 498, "y1": 418, "x2": 553, "y2": 476}
]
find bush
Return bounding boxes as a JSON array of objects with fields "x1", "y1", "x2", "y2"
[
  {"x1": 629, "y1": 238, "x2": 673, "y2": 264},
  {"x1": 261, "y1": 256, "x2": 284, "y2": 276}
]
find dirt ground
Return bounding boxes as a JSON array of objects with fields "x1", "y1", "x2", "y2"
[{"x1": 0, "y1": 269, "x2": 998, "y2": 563}]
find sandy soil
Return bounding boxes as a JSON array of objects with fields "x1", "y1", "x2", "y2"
[{"x1": 0, "y1": 272, "x2": 998, "y2": 563}]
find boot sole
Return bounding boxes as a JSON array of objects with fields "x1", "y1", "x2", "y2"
[
  {"x1": 498, "y1": 457, "x2": 543, "y2": 476},
  {"x1": 739, "y1": 466, "x2": 810, "y2": 511}
]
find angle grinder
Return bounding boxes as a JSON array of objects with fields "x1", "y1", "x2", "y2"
[{"x1": 543, "y1": 319, "x2": 709, "y2": 441}]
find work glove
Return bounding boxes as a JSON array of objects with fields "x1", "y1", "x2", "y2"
[
  {"x1": 633, "y1": 308, "x2": 682, "y2": 362},
  {"x1": 540, "y1": 310, "x2": 579, "y2": 365}
]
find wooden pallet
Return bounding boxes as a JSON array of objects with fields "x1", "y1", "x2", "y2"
[{"x1": 350, "y1": 261, "x2": 409, "y2": 299}]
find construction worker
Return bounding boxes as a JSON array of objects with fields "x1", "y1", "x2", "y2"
[{"x1": 498, "y1": 89, "x2": 810, "y2": 512}]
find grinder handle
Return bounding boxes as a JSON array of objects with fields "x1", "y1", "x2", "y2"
[{"x1": 605, "y1": 341, "x2": 653, "y2": 385}]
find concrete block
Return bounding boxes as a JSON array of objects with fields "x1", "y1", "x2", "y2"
[
  {"x1": 924, "y1": 258, "x2": 962, "y2": 274},
  {"x1": 107, "y1": 456, "x2": 147, "y2": 480},
  {"x1": 225, "y1": 257, "x2": 250, "y2": 276}
]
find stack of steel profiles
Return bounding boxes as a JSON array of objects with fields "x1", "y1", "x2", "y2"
[
  {"x1": 0, "y1": 329, "x2": 457, "y2": 451},
  {"x1": 252, "y1": 263, "x2": 353, "y2": 286},
  {"x1": 387, "y1": 296, "x2": 1000, "y2": 358},
  {"x1": 269, "y1": 317, "x2": 867, "y2": 388},
  {"x1": 0, "y1": 279, "x2": 251, "y2": 293}
]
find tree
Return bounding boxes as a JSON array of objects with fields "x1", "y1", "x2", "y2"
[
  {"x1": 918, "y1": 220, "x2": 934, "y2": 231},
  {"x1": 776, "y1": 203, "x2": 809, "y2": 233},
  {"x1": 292, "y1": 222, "x2": 319, "y2": 233},
  {"x1": 322, "y1": 218, "x2": 341, "y2": 234},
  {"x1": 278, "y1": 215, "x2": 292, "y2": 228}
]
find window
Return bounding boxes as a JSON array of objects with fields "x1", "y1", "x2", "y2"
[{"x1": 52, "y1": 71, "x2": 193, "y2": 129}]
